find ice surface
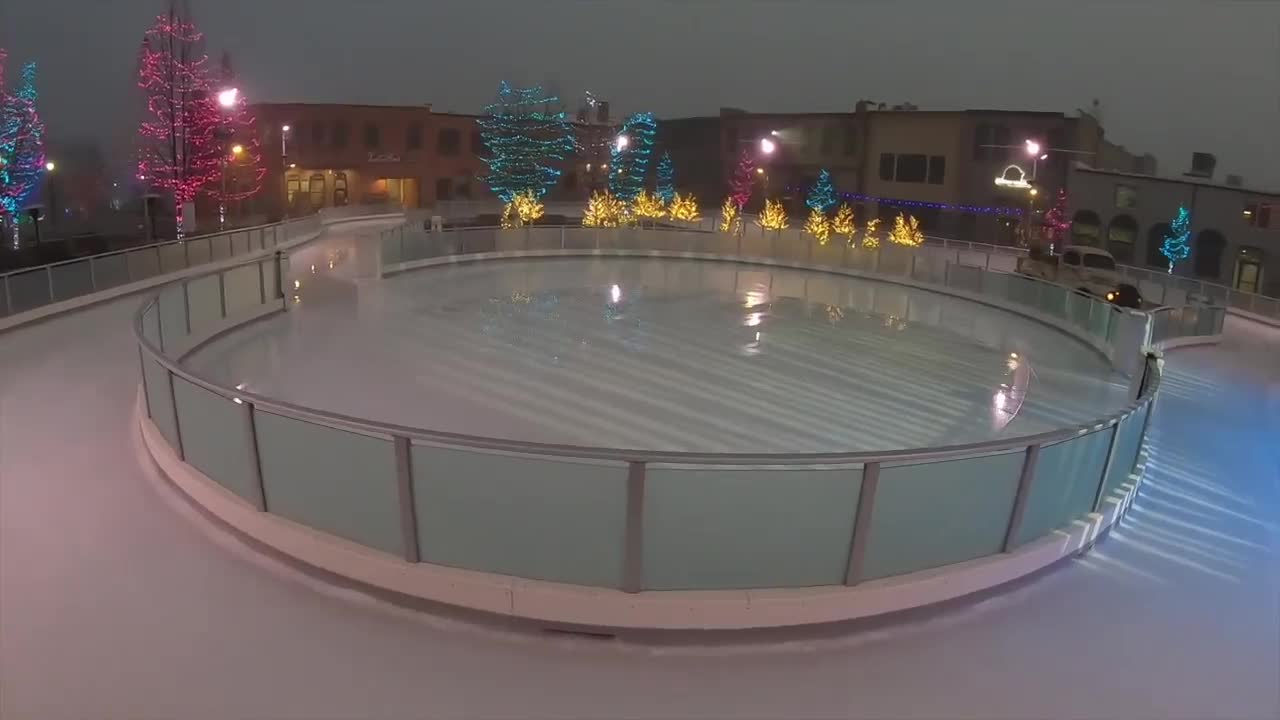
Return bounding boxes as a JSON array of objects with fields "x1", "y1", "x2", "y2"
[
  {"x1": 189, "y1": 255, "x2": 1129, "y2": 451},
  {"x1": 1, "y1": 221, "x2": 1277, "y2": 719}
]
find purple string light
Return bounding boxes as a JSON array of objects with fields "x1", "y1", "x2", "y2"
[{"x1": 782, "y1": 187, "x2": 1025, "y2": 217}]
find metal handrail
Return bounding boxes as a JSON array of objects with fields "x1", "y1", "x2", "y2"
[{"x1": 133, "y1": 222, "x2": 1177, "y2": 467}]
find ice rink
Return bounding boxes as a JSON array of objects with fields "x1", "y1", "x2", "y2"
[
  {"x1": 189, "y1": 254, "x2": 1129, "y2": 451},
  {"x1": 1, "y1": 220, "x2": 1277, "y2": 719}
]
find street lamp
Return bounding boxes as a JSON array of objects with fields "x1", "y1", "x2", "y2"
[
  {"x1": 217, "y1": 87, "x2": 239, "y2": 108},
  {"x1": 44, "y1": 161, "x2": 57, "y2": 232},
  {"x1": 231, "y1": 144, "x2": 244, "y2": 156},
  {"x1": 760, "y1": 137, "x2": 777, "y2": 155},
  {"x1": 280, "y1": 124, "x2": 292, "y2": 219},
  {"x1": 45, "y1": 161, "x2": 55, "y2": 172}
]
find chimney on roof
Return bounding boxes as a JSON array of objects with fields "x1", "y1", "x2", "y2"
[{"x1": 1185, "y1": 152, "x2": 1217, "y2": 179}]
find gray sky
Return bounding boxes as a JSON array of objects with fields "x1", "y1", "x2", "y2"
[{"x1": 3, "y1": 0, "x2": 1278, "y2": 186}]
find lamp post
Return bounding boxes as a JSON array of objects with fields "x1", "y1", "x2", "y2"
[
  {"x1": 280, "y1": 124, "x2": 291, "y2": 219},
  {"x1": 44, "y1": 161, "x2": 57, "y2": 233},
  {"x1": 217, "y1": 87, "x2": 239, "y2": 230}
]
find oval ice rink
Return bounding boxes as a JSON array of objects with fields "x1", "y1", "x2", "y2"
[{"x1": 187, "y1": 255, "x2": 1130, "y2": 452}]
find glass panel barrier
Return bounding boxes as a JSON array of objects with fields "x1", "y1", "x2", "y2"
[
  {"x1": 811, "y1": 240, "x2": 844, "y2": 267},
  {"x1": 412, "y1": 444, "x2": 628, "y2": 587},
  {"x1": 861, "y1": 451, "x2": 1023, "y2": 581},
  {"x1": 1037, "y1": 284, "x2": 1068, "y2": 319},
  {"x1": 187, "y1": 237, "x2": 212, "y2": 266},
  {"x1": 158, "y1": 243, "x2": 186, "y2": 274},
  {"x1": 1098, "y1": 404, "x2": 1149, "y2": 506},
  {"x1": 210, "y1": 234, "x2": 231, "y2": 261},
  {"x1": 381, "y1": 231, "x2": 402, "y2": 265},
  {"x1": 1011, "y1": 428, "x2": 1112, "y2": 547},
  {"x1": 93, "y1": 254, "x2": 129, "y2": 290},
  {"x1": 525, "y1": 227, "x2": 561, "y2": 251},
  {"x1": 172, "y1": 376, "x2": 260, "y2": 504},
  {"x1": 256, "y1": 411, "x2": 403, "y2": 555},
  {"x1": 262, "y1": 258, "x2": 279, "y2": 303},
  {"x1": 187, "y1": 274, "x2": 223, "y2": 333},
  {"x1": 157, "y1": 283, "x2": 188, "y2": 351},
  {"x1": 50, "y1": 261, "x2": 93, "y2": 302},
  {"x1": 1087, "y1": 303, "x2": 1113, "y2": 342},
  {"x1": 642, "y1": 465, "x2": 862, "y2": 590},
  {"x1": 231, "y1": 233, "x2": 249, "y2": 256},
  {"x1": 126, "y1": 247, "x2": 160, "y2": 282},
  {"x1": 7, "y1": 269, "x2": 51, "y2": 312},
  {"x1": 141, "y1": 353, "x2": 180, "y2": 450},
  {"x1": 1066, "y1": 291, "x2": 1092, "y2": 331},
  {"x1": 223, "y1": 264, "x2": 263, "y2": 317}
]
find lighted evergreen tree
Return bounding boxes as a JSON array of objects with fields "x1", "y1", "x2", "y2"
[
  {"x1": 478, "y1": 81, "x2": 575, "y2": 202},
  {"x1": 1042, "y1": 188, "x2": 1071, "y2": 247},
  {"x1": 1161, "y1": 206, "x2": 1192, "y2": 273},
  {"x1": 203, "y1": 52, "x2": 265, "y2": 210},
  {"x1": 0, "y1": 51, "x2": 47, "y2": 234},
  {"x1": 655, "y1": 151, "x2": 675, "y2": 204},
  {"x1": 729, "y1": 150, "x2": 755, "y2": 209},
  {"x1": 135, "y1": 4, "x2": 222, "y2": 232},
  {"x1": 806, "y1": 169, "x2": 836, "y2": 212},
  {"x1": 609, "y1": 112, "x2": 657, "y2": 202}
]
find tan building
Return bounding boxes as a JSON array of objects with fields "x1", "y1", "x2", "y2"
[{"x1": 1067, "y1": 161, "x2": 1276, "y2": 295}]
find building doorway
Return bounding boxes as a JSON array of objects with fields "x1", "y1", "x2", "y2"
[{"x1": 1233, "y1": 246, "x2": 1264, "y2": 294}]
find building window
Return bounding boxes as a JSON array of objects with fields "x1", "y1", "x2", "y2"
[
  {"x1": 331, "y1": 121, "x2": 349, "y2": 149},
  {"x1": 456, "y1": 178, "x2": 472, "y2": 199},
  {"x1": 438, "y1": 128, "x2": 461, "y2": 155},
  {"x1": 436, "y1": 177, "x2": 453, "y2": 201},
  {"x1": 333, "y1": 172, "x2": 348, "y2": 206},
  {"x1": 471, "y1": 129, "x2": 486, "y2": 156},
  {"x1": 1194, "y1": 230, "x2": 1225, "y2": 278},
  {"x1": 1114, "y1": 184, "x2": 1138, "y2": 208},
  {"x1": 308, "y1": 173, "x2": 325, "y2": 208},
  {"x1": 1071, "y1": 209, "x2": 1101, "y2": 246},
  {"x1": 927, "y1": 155, "x2": 946, "y2": 185},
  {"x1": 407, "y1": 122, "x2": 423, "y2": 151},
  {"x1": 1243, "y1": 202, "x2": 1273, "y2": 228},
  {"x1": 878, "y1": 153, "x2": 895, "y2": 181},
  {"x1": 894, "y1": 154, "x2": 928, "y2": 183},
  {"x1": 973, "y1": 124, "x2": 991, "y2": 160},
  {"x1": 311, "y1": 122, "x2": 325, "y2": 148},
  {"x1": 363, "y1": 122, "x2": 381, "y2": 149},
  {"x1": 286, "y1": 175, "x2": 300, "y2": 205},
  {"x1": 1106, "y1": 215, "x2": 1138, "y2": 263},
  {"x1": 843, "y1": 124, "x2": 858, "y2": 156}
]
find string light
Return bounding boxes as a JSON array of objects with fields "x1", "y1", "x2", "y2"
[
  {"x1": 1042, "y1": 188, "x2": 1070, "y2": 244},
  {"x1": 1161, "y1": 206, "x2": 1192, "y2": 273},
  {"x1": 784, "y1": 187, "x2": 1024, "y2": 217},
  {"x1": 630, "y1": 189, "x2": 666, "y2": 221},
  {"x1": 477, "y1": 81, "x2": 575, "y2": 202},
  {"x1": 832, "y1": 202, "x2": 856, "y2": 244},
  {"x1": 609, "y1": 112, "x2": 656, "y2": 202},
  {"x1": 668, "y1": 192, "x2": 700, "y2": 222},
  {"x1": 863, "y1": 217, "x2": 882, "y2": 248},
  {"x1": 655, "y1": 151, "x2": 675, "y2": 204},
  {"x1": 757, "y1": 199, "x2": 789, "y2": 231},
  {"x1": 804, "y1": 207, "x2": 832, "y2": 244},
  {"x1": 582, "y1": 189, "x2": 626, "y2": 227},
  {"x1": 136, "y1": 10, "x2": 221, "y2": 231},
  {"x1": 0, "y1": 52, "x2": 47, "y2": 228},
  {"x1": 806, "y1": 169, "x2": 836, "y2": 212},
  {"x1": 718, "y1": 196, "x2": 740, "y2": 234},
  {"x1": 888, "y1": 213, "x2": 925, "y2": 246},
  {"x1": 730, "y1": 150, "x2": 755, "y2": 209}
]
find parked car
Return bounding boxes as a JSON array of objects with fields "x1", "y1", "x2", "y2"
[{"x1": 1017, "y1": 245, "x2": 1142, "y2": 308}]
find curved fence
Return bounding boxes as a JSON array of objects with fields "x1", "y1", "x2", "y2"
[{"x1": 132, "y1": 221, "x2": 1226, "y2": 600}]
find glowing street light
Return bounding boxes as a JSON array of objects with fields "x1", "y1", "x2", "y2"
[
  {"x1": 1025, "y1": 139, "x2": 1041, "y2": 157},
  {"x1": 760, "y1": 137, "x2": 777, "y2": 154},
  {"x1": 45, "y1": 161, "x2": 55, "y2": 172},
  {"x1": 231, "y1": 144, "x2": 244, "y2": 156},
  {"x1": 281, "y1": 124, "x2": 291, "y2": 133},
  {"x1": 217, "y1": 87, "x2": 239, "y2": 108}
]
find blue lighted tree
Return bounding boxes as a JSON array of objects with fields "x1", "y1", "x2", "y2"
[
  {"x1": 0, "y1": 54, "x2": 46, "y2": 228},
  {"x1": 476, "y1": 82, "x2": 574, "y2": 202},
  {"x1": 610, "y1": 112, "x2": 657, "y2": 202},
  {"x1": 806, "y1": 169, "x2": 836, "y2": 212},
  {"x1": 655, "y1": 151, "x2": 675, "y2": 204},
  {"x1": 1161, "y1": 206, "x2": 1192, "y2": 273}
]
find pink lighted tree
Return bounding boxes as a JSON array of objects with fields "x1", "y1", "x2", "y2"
[
  {"x1": 204, "y1": 52, "x2": 265, "y2": 208},
  {"x1": 135, "y1": 3, "x2": 221, "y2": 232},
  {"x1": 1042, "y1": 188, "x2": 1071, "y2": 246},
  {"x1": 729, "y1": 150, "x2": 755, "y2": 210}
]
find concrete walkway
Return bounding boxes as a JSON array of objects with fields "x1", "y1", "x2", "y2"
[{"x1": 1, "y1": 221, "x2": 1276, "y2": 719}]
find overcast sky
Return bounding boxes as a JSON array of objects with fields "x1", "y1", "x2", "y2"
[{"x1": 2, "y1": 0, "x2": 1277, "y2": 185}]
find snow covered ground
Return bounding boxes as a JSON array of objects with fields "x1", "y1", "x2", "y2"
[{"x1": 1, "y1": 220, "x2": 1276, "y2": 719}]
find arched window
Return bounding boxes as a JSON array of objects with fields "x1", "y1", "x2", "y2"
[
  {"x1": 1106, "y1": 214, "x2": 1139, "y2": 263},
  {"x1": 1146, "y1": 223, "x2": 1171, "y2": 267},
  {"x1": 1070, "y1": 210, "x2": 1101, "y2": 246},
  {"x1": 1193, "y1": 230, "x2": 1225, "y2": 279},
  {"x1": 333, "y1": 172, "x2": 349, "y2": 207},
  {"x1": 286, "y1": 175, "x2": 301, "y2": 206},
  {"x1": 308, "y1": 173, "x2": 325, "y2": 209}
]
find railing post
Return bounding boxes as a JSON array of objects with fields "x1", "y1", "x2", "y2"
[
  {"x1": 89, "y1": 257, "x2": 97, "y2": 291},
  {"x1": 138, "y1": 346, "x2": 152, "y2": 419},
  {"x1": 1092, "y1": 421, "x2": 1122, "y2": 513},
  {"x1": 622, "y1": 461, "x2": 646, "y2": 593},
  {"x1": 168, "y1": 369, "x2": 185, "y2": 461},
  {"x1": 45, "y1": 266, "x2": 54, "y2": 302},
  {"x1": 257, "y1": 260, "x2": 266, "y2": 305},
  {"x1": 844, "y1": 461, "x2": 880, "y2": 585},
  {"x1": 183, "y1": 280, "x2": 192, "y2": 334},
  {"x1": 243, "y1": 402, "x2": 267, "y2": 511},
  {"x1": 155, "y1": 246, "x2": 163, "y2": 276},
  {"x1": 393, "y1": 436, "x2": 421, "y2": 563},
  {"x1": 1002, "y1": 444, "x2": 1040, "y2": 552},
  {"x1": 274, "y1": 251, "x2": 286, "y2": 311},
  {"x1": 1, "y1": 276, "x2": 9, "y2": 316},
  {"x1": 217, "y1": 271, "x2": 227, "y2": 318}
]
